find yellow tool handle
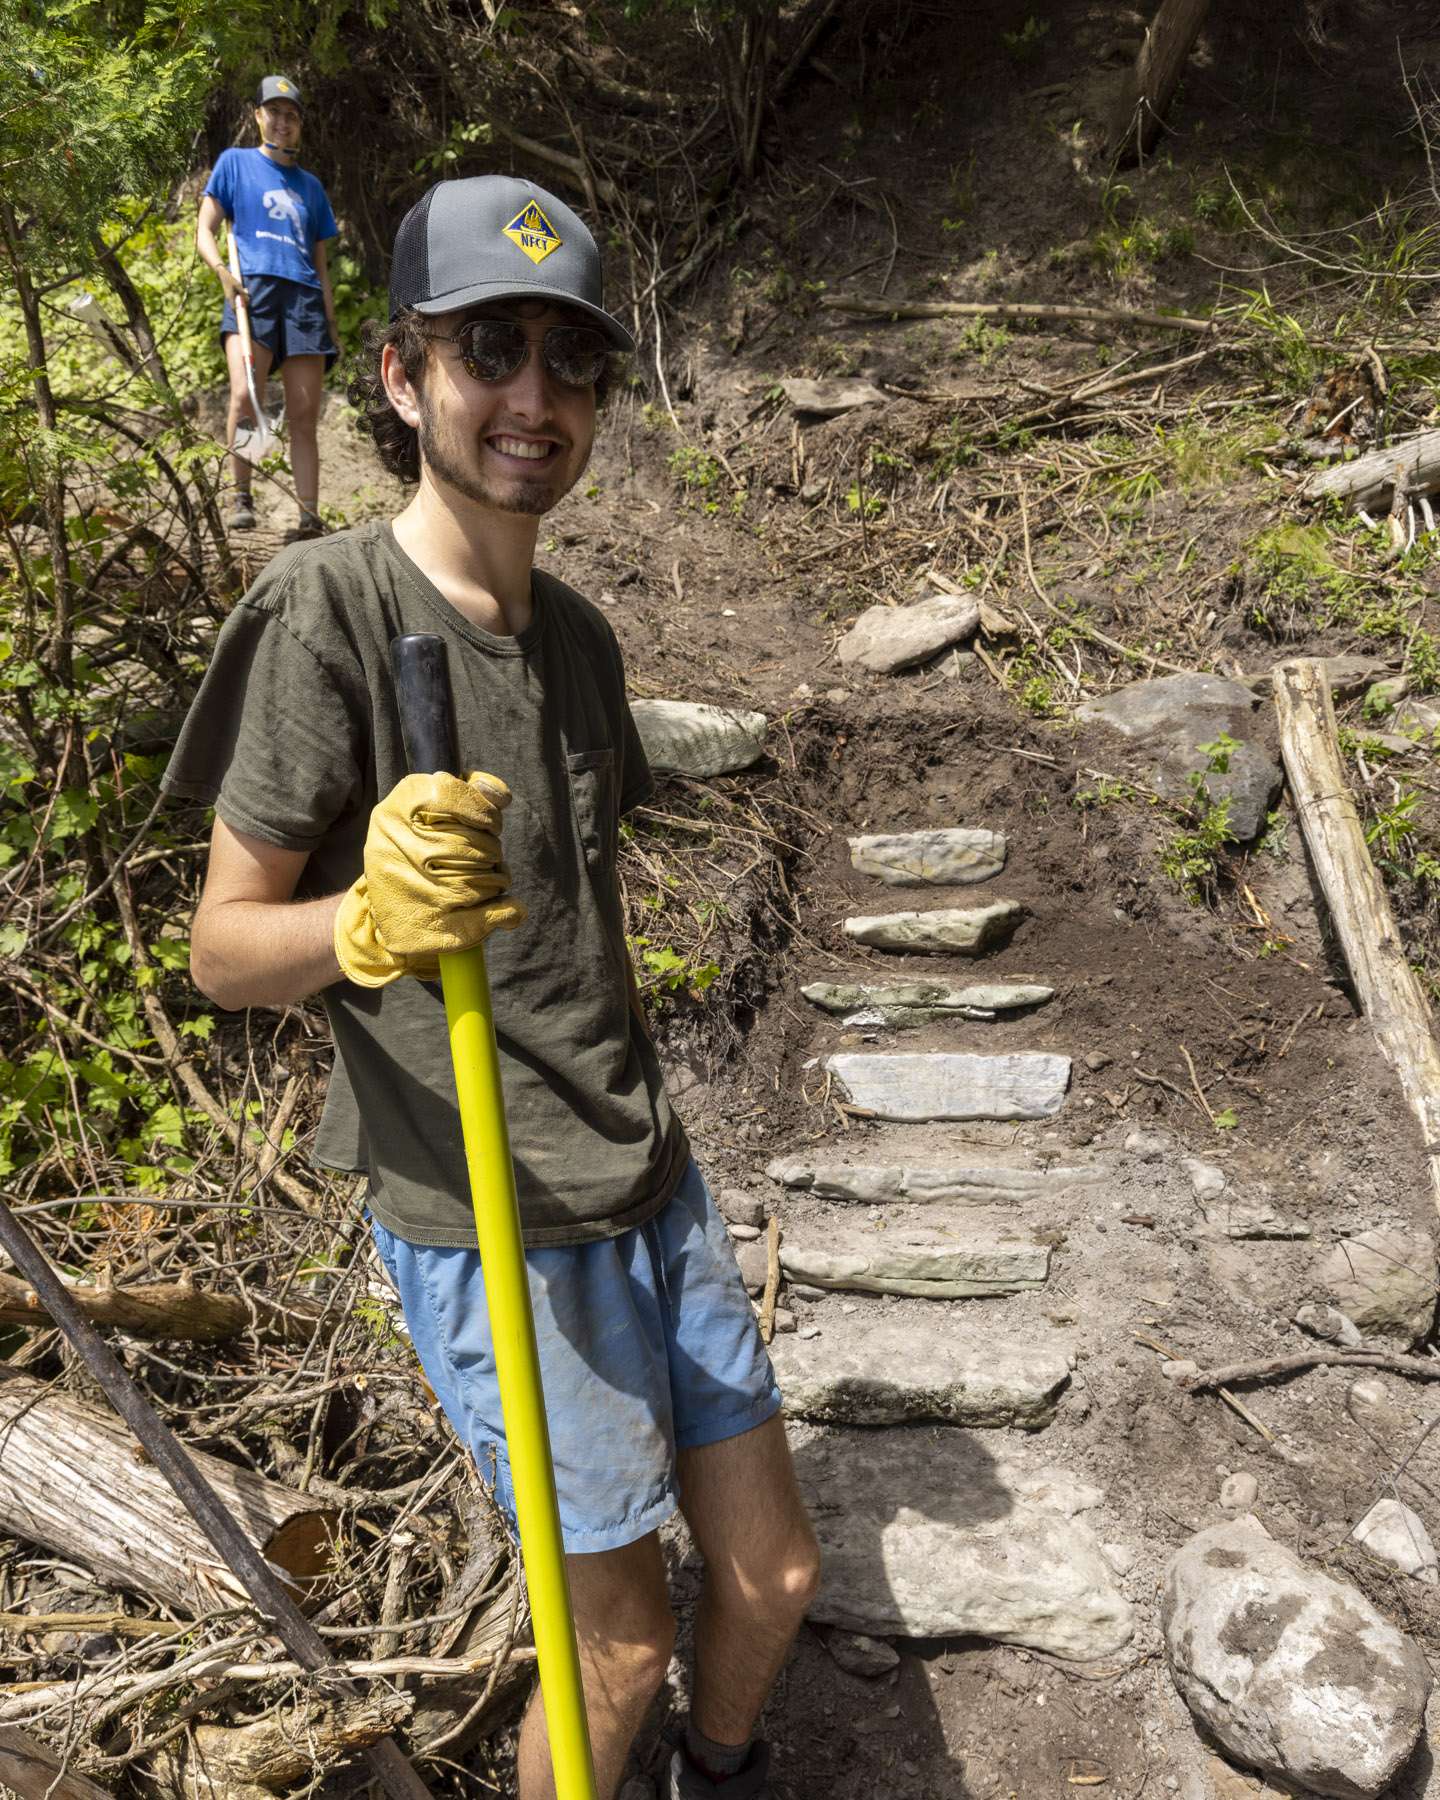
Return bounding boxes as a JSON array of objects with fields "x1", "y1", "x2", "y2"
[
  {"x1": 439, "y1": 948, "x2": 596, "y2": 1800},
  {"x1": 390, "y1": 633, "x2": 596, "y2": 1800}
]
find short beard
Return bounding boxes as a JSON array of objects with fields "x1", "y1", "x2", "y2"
[{"x1": 417, "y1": 397, "x2": 573, "y2": 517}]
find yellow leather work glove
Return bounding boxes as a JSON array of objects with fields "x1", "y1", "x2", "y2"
[{"x1": 334, "y1": 771, "x2": 527, "y2": 988}]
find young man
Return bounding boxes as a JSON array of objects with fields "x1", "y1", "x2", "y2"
[
  {"x1": 164, "y1": 175, "x2": 819, "y2": 1800},
  {"x1": 196, "y1": 74, "x2": 340, "y2": 539}
]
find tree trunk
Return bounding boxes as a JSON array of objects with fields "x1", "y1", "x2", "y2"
[
  {"x1": 0, "y1": 1727, "x2": 113, "y2": 1800},
  {"x1": 0, "y1": 195, "x2": 72, "y2": 686},
  {"x1": 0, "y1": 1376, "x2": 335, "y2": 1615},
  {"x1": 0, "y1": 1268, "x2": 327, "y2": 1344},
  {"x1": 147, "y1": 1691, "x2": 413, "y2": 1800},
  {"x1": 1300, "y1": 428, "x2": 1440, "y2": 511},
  {"x1": 90, "y1": 234, "x2": 168, "y2": 387},
  {"x1": 1108, "y1": 0, "x2": 1212, "y2": 162},
  {"x1": 1271, "y1": 659, "x2": 1440, "y2": 1221}
]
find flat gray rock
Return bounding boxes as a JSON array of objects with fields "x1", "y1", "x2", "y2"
[
  {"x1": 780, "y1": 377, "x2": 886, "y2": 417},
  {"x1": 837, "y1": 593, "x2": 980, "y2": 675},
  {"x1": 772, "y1": 1317, "x2": 1070, "y2": 1427},
  {"x1": 825, "y1": 1051, "x2": 1070, "y2": 1122},
  {"x1": 1202, "y1": 1199, "x2": 1311, "y2": 1240},
  {"x1": 1321, "y1": 1227, "x2": 1438, "y2": 1346},
  {"x1": 767, "y1": 1156, "x2": 1105, "y2": 1206},
  {"x1": 800, "y1": 1428, "x2": 1133, "y2": 1658},
  {"x1": 630, "y1": 699, "x2": 767, "y2": 778},
  {"x1": 1077, "y1": 672, "x2": 1282, "y2": 841},
  {"x1": 849, "y1": 829, "x2": 1006, "y2": 887},
  {"x1": 842, "y1": 901, "x2": 1022, "y2": 955},
  {"x1": 801, "y1": 979, "x2": 1052, "y2": 1025},
  {"x1": 1164, "y1": 1516, "x2": 1431, "y2": 1796},
  {"x1": 780, "y1": 1216, "x2": 1049, "y2": 1297}
]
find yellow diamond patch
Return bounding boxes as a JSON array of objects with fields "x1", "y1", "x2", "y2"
[{"x1": 503, "y1": 201, "x2": 563, "y2": 266}]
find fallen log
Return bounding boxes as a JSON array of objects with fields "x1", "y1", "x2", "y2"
[
  {"x1": 147, "y1": 1690, "x2": 412, "y2": 1800},
  {"x1": 1107, "y1": 0, "x2": 1212, "y2": 161},
  {"x1": 0, "y1": 1376, "x2": 335, "y2": 1616},
  {"x1": 1300, "y1": 427, "x2": 1440, "y2": 511},
  {"x1": 0, "y1": 1269, "x2": 326, "y2": 1344},
  {"x1": 0, "y1": 1726, "x2": 112, "y2": 1800},
  {"x1": 820, "y1": 294, "x2": 1217, "y2": 335},
  {"x1": 1272, "y1": 658, "x2": 1440, "y2": 1220}
]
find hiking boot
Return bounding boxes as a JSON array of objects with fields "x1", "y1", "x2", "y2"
[
  {"x1": 667, "y1": 1741, "x2": 770, "y2": 1799},
  {"x1": 284, "y1": 509, "x2": 326, "y2": 544},
  {"x1": 227, "y1": 494, "x2": 257, "y2": 531}
]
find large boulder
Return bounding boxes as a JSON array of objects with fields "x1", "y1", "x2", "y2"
[
  {"x1": 1163, "y1": 1517, "x2": 1431, "y2": 1796},
  {"x1": 1077, "y1": 673, "x2": 1282, "y2": 841},
  {"x1": 1319, "y1": 1227, "x2": 1438, "y2": 1345},
  {"x1": 799, "y1": 1426, "x2": 1133, "y2": 1659}
]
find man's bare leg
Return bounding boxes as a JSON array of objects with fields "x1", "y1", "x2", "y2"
[
  {"x1": 677, "y1": 1414, "x2": 821, "y2": 1749},
  {"x1": 517, "y1": 1531, "x2": 674, "y2": 1800}
]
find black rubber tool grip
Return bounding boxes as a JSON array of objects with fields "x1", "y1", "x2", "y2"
[{"x1": 391, "y1": 633, "x2": 458, "y2": 777}]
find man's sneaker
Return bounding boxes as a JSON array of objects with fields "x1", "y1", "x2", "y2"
[
  {"x1": 227, "y1": 495, "x2": 257, "y2": 531},
  {"x1": 667, "y1": 1741, "x2": 771, "y2": 1798}
]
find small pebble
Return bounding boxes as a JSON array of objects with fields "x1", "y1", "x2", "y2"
[
  {"x1": 1083, "y1": 1050, "x2": 1112, "y2": 1071},
  {"x1": 791, "y1": 1283, "x2": 829, "y2": 1302},
  {"x1": 1160, "y1": 1358, "x2": 1199, "y2": 1382},
  {"x1": 772, "y1": 1308, "x2": 796, "y2": 1333},
  {"x1": 1220, "y1": 1472, "x2": 1259, "y2": 1510},
  {"x1": 799, "y1": 1325, "x2": 822, "y2": 1341},
  {"x1": 729, "y1": 1222, "x2": 761, "y2": 1241},
  {"x1": 716, "y1": 1186, "x2": 765, "y2": 1229}
]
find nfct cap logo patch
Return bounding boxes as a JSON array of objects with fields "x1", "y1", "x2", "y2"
[
  {"x1": 503, "y1": 201, "x2": 562, "y2": 266},
  {"x1": 276, "y1": 80, "x2": 292, "y2": 93}
]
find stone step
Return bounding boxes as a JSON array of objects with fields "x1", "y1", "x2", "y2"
[
  {"x1": 837, "y1": 591, "x2": 979, "y2": 674},
  {"x1": 848, "y1": 828, "x2": 1006, "y2": 887},
  {"x1": 843, "y1": 901, "x2": 1022, "y2": 955},
  {"x1": 780, "y1": 1214, "x2": 1049, "y2": 1297},
  {"x1": 767, "y1": 1155, "x2": 1105, "y2": 1206},
  {"x1": 825, "y1": 1051, "x2": 1071, "y2": 1122},
  {"x1": 772, "y1": 1316, "x2": 1071, "y2": 1428},
  {"x1": 796, "y1": 1426, "x2": 1134, "y2": 1659},
  {"x1": 801, "y1": 979, "x2": 1053, "y2": 1026},
  {"x1": 629, "y1": 699, "x2": 767, "y2": 778}
]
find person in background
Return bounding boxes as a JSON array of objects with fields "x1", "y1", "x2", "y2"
[{"x1": 196, "y1": 74, "x2": 339, "y2": 540}]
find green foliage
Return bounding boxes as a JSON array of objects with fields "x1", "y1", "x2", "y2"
[
  {"x1": 1159, "y1": 736, "x2": 1241, "y2": 903},
  {"x1": 668, "y1": 445, "x2": 724, "y2": 491},
  {"x1": 1002, "y1": 15, "x2": 1049, "y2": 61},
  {"x1": 628, "y1": 936, "x2": 722, "y2": 1005}
]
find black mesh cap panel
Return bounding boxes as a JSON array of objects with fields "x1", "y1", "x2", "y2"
[{"x1": 389, "y1": 188, "x2": 437, "y2": 319}]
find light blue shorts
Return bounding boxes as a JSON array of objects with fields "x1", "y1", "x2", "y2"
[{"x1": 369, "y1": 1160, "x2": 781, "y2": 1554}]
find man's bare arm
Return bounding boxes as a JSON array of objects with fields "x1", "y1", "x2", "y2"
[{"x1": 191, "y1": 819, "x2": 343, "y2": 1010}]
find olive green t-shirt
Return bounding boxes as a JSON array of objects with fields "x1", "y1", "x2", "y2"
[{"x1": 163, "y1": 521, "x2": 689, "y2": 1247}]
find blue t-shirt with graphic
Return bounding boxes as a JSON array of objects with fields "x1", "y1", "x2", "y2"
[{"x1": 204, "y1": 148, "x2": 337, "y2": 289}]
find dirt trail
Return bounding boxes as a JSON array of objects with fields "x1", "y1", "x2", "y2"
[{"x1": 227, "y1": 3, "x2": 1440, "y2": 1788}]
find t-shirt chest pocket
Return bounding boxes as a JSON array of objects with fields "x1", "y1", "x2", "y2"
[{"x1": 566, "y1": 748, "x2": 617, "y2": 870}]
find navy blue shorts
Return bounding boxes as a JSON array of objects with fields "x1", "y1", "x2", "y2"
[
  {"x1": 221, "y1": 274, "x2": 336, "y2": 372},
  {"x1": 369, "y1": 1160, "x2": 782, "y2": 1554}
]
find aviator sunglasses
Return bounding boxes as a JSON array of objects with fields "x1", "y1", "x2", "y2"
[{"x1": 424, "y1": 318, "x2": 611, "y2": 389}]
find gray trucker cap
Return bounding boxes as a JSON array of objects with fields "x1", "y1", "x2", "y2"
[{"x1": 388, "y1": 175, "x2": 634, "y2": 351}]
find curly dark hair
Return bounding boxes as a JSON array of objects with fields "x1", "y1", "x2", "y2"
[{"x1": 347, "y1": 310, "x2": 617, "y2": 484}]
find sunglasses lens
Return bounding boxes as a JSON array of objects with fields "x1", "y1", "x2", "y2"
[
  {"x1": 545, "y1": 327, "x2": 609, "y2": 387},
  {"x1": 456, "y1": 321, "x2": 527, "y2": 382}
]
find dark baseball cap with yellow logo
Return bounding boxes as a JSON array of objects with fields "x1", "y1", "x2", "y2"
[
  {"x1": 256, "y1": 74, "x2": 302, "y2": 109},
  {"x1": 388, "y1": 174, "x2": 634, "y2": 351}
]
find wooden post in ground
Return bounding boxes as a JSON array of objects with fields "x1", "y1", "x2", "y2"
[
  {"x1": 1108, "y1": 0, "x2": 1212, "y2": 163},
  {"x1": 1272, "y1": 658, "x2": 1440, "y2": 1220}
]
